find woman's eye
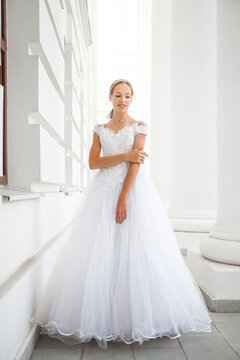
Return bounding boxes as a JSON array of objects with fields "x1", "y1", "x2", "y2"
[{"x1": 115, "y1": 95, "x2": 130, "y2": 98}]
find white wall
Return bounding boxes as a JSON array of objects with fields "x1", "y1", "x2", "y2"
[
  {"x1": 0, "y1": 192, "x2": 81, "y2": 360},
  {"x1": 0, "y1": 0, "x2": 94, "y2": 359},
  {"x1": 150, "y1": 0, "x2": 172, "y2": 207}
]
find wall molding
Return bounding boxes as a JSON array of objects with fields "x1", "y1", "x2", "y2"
[{"x1": 0, "y1": 221, "x2": 73, "y2": 301}]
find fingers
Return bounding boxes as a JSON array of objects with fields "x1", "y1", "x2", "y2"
[
  {"x1": 115, "y1": 209, "x2": 127, "y2": 224},
  {"x1": 136, "y1": 148, "x2": 149, "y2": 157},
  {"x1": 139, "y1": 150, "x2": 148, "y2": 157},
  {"x1": 116, "y1": 210, "x2": 120, "y2": 224},
  {"x1": 138, "y1": 147, "x2": 149, "y2": 157},
  {"x1": 120, "y1": 209, "x2": 126, "y2": 223},
  {"x1": 131, "y1": 149, "x2": 149, "y2": 163},
  {"x1": 115, "y1": 211, "x2": 119, "y2": 224},
  {"x1": 137, "y1": 153, "x2": 147, "y2": 163},
  {"x1": 140, "y1": 152, "x2": 149, "y2": 163},
  {"x1": 137, "y1": 155, "x2": 145, "y2": 163},
  {"x1": 116, "y1": 212, "x2": 123, "y2": 224}
]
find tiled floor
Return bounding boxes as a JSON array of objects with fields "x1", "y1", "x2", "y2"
[{"x1": 30, "y1": 312, "x2": 240, "y2": 360}]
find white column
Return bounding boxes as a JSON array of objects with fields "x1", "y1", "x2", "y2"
[
  {"x1": 168, "y1": 0, "x2": 217, "y2": 233},
  {"x1": 151, "y1": 0, "x2": 217, "y2": 236},
  {"x1": 200, "y1": 0, "x2": 240, "y2": 265}
]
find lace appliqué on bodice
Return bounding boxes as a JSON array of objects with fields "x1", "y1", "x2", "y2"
[{"x1": 92, "y1": 122, "x2": 148, "y2": 191}]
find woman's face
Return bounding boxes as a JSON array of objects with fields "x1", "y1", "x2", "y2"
[{"x1": 109, "y1": 83, "x2": 132, "y2": 113}]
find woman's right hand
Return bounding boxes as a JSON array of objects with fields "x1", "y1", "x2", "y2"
[{"x1": 126, "y1": 146, "x2": 149, "y2": 164}]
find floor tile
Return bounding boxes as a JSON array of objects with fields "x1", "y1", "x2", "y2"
[
  {"x1": 178, "y1": 324, "x2": 239, "y2": 360},
  {"x1": 133, "y1": 347, "x2": 187, "y2": 360},
  {"x1": 30, "y1": 320, "x2": 240, "y2": 360},
  {"x1": 36, "y1": 334, "x2": 83, "y2": 349},
  {"x1": 213, "y1": 322, "x2": 240, "y2": 349},
  {"x1": 234, "y1": 347, "x2": 240, "y2": 357},
  {"x1": 83, "y1": 341, "x2": 134, "y2": 360},
  {"x1": 106, "y1": 341, "x2": 135, "y2": 350},
  {"x1": 132, "y1": 336, "x2": 180, "y2": 348},
  {"x1": 30, "y1": 348, "x2": 82, "y2": 360},
  {"x1": 209, "y1": 312, "x2": 240, "y2": 324}
]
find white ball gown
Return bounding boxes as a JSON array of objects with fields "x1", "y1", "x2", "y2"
[{"x1": 30, "y1": 121, "x2": 212, "y2": 349}]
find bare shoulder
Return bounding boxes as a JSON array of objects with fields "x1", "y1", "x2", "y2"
[
  {"x1": 137, "y1": 121, "x2": 147, "y2": 126},
  {"x1": 130, "y1": 118, "x2": 147, "y2": 127}
]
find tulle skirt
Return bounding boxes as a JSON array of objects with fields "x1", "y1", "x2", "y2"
[{"x1": 30, "y1": 168, "x2": 212, "y2": 349}]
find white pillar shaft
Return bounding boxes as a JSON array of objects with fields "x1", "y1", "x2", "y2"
[
  {"x1": 151, "y1": 0, "x2": 217, "y2": 232},
  {"x1": 200, "y1": 0, "x2": 240, "y2": 265},
  {"x1": 169, "y1": 0, "x2": 217, "y2": 232}
]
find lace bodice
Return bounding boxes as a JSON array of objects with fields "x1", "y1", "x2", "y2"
[{"x1": 92, "y1": 121, "x2": 148, "y2": 191}]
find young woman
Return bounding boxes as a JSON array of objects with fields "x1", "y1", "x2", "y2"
[{"x1": 31, "y1": 79, "x2": 212, "y2": 349}]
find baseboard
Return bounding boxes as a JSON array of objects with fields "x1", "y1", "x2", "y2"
[
  {"x1": 14, "y1": 325, "x2": 40, "y2": 360},
  {"x1": 199, "y1": 286, "x2": 240, "y2": 313}
]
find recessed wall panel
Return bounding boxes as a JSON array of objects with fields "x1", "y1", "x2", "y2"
[
  {"x1": 47, "y1": 0, "x2": 66, "y2": 50},
  {"x1": 72, "y1": 124, "x2": 81, "y2": 157},
  {"x1": 72, "y1": 90, "x2": 81, "y2": 128},
  {"x1": 72, "y1": 158, "x2": 81, "y2": 186},
  {"x1": 40, "y1": 127, "x2": 65, "y2": 183},
  {"x1": 39, "y1": 0, "x2": 64, "y2": 93},
  {"x1": 38, "y1": 60, "x2": 64, "y2": 138}
]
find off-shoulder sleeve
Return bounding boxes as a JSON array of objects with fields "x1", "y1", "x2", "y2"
[
  {"x1": 93, "y1": 123, "x2": 100, "y2": 135},
  {"x1": 135, "y1": 121, "x2": 148, "y2": 135}
]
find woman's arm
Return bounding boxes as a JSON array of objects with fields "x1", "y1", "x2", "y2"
[
  {"x1": 115, "y1": 128, "x2": 147, "y2": 224},
  {"x1": 89, "y1": 132, "x2": 148, "y2": 170}
]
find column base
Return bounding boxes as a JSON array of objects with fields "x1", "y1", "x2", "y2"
[
  {"x1": 200, "y1": 236, "x2": 240, "y2": 265},
  {"x1": 186, "y1": 249, "x2": 240, "y2": 312}
]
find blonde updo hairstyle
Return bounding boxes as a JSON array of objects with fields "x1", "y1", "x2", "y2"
[{"x1": 107, "y1": 79, "x2": 135, "y2": 119}]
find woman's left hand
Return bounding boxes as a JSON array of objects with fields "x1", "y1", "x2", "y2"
[{"x1": 115, "y1": 195, "x2": 127, "y2": 224}]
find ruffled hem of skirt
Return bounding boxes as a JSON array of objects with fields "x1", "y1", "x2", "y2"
[{"x1": 30, "y1": 317, "x2": 212, "y2": 350}]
